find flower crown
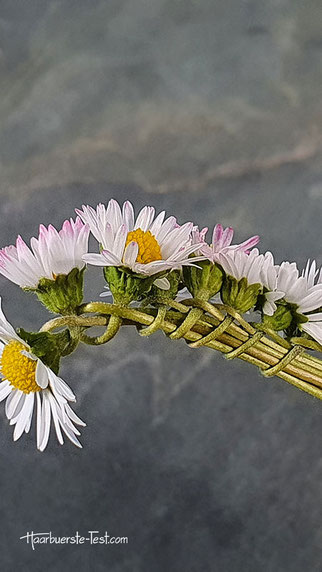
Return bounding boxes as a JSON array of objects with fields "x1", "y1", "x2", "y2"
[{"x1": 0, "y1": 199, "x2": 320, "y2": 451}]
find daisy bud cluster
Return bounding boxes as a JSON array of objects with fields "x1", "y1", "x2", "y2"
[{"x1": 0, "y1": 198, "x2": 321, "y2": 451}]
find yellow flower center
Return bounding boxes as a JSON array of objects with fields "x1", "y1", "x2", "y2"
[
  {"x1": 0, "y1": 341, "x2": 40, "y2": 394},
  {"x1": 124, "y1": 228, "x2": 162, "y2": 264}
]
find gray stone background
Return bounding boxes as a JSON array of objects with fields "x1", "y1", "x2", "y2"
[{"x1": 1, "y1": 1, "x2": 322, "y2": 570}]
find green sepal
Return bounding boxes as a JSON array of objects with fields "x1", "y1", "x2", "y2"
[
  {"x1": 25, "y1": 267, "x2": 86, "y2": 315},
  {"x1": 285, "y1": 305, "x2": 309, "y2": 338},
  {"x1": 183, "y1": 261, "x2": 223, "y2": 300},
  {"x1": 262, "y1": 301, "x2": 308, "y2": 335},
  {"x1": 145, "y1": 270, "x2": 181, "y2": 304},
  {"x1": 104, "y1": 266, "x2": 160, "y2": 304},
  {"x1": 17, "y1": 328, "x2": 71, "y2": 374},
  {"x1": 221, "y1": 275, "x2": 261, "y2": 313},
  {"x1": 262, "y1": 304, "x2": 294, "y2": 331}
]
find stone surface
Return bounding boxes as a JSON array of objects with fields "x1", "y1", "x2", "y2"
[{"x1": 1, "y1": 2, "x2": 322, "y2": 571}]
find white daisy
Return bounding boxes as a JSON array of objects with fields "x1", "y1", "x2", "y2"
[
  {"x1": 77, "y1": 200, "x2": 203, "y2": 277},
  {"x1": 217, "y1": 248, "x2": 270, "y2": 312},
  {"x1": 276, "y1": 261, "x2": 322, "y2": 310},
  {"x1": 191, "y1": 223, "x2": 259, "y2": 262},
  {"x1": 0, "y1": 217, "x2": 90, "y2": 288},
  {"x1": 275, "y1": 260, "x2": 322, "y2": 344},
  {"x1": 0, "y1": 299, "x2": 85, "y2": 451}
]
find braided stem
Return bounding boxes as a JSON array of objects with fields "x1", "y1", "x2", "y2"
[{"x1": 39, "y1": 299, "x2": 322, "y2": 401}]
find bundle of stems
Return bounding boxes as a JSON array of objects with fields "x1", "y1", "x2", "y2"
[{"x1": 40, "y1": 298, "x2": 322, "y2": 401}]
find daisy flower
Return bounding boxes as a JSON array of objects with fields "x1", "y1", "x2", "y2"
[
  {"x1": 219, "y1": 250, "x2": 285, "y2": 316},
  {"x1": 217, "y1": 248, "x2": 270, "y2": 313},
  {"x1": 0, "y1": 217, "x2": 90, "y2": 288},
  {"x1": 275, "y1": 260, "x2": 322, "y2": 344},
  {"x1": 192, "y1": 223, "x2": 259, "y2": 263},
  {"x1": 276, "y1": 261, "x2": 322, "y2": 310},
  {"x1": 77, "y1": 200, "x2": 203, "y2": 277},
  {"x1": 0, "y1": 299, "x2": 85, "y2": 451}
]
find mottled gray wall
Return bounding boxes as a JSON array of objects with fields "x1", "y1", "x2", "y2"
[{"x1": 1, "y1": 1, "x2": 322, "y2": 571}]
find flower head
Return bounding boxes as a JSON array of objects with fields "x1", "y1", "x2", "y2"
[
  {"x1": 77, "y1": 200, "x2": 202, "y2": 277},
  {"x1": 0, "y1": 299, "x2": 85, "y2": 450},
  {"x1": 192, "y1": 224, "x2": 259, "y2": 263},
  {"x1": 0, "y1": 217, "x2": 90, "y2": 289},
  {"x1": 261, "y1": 259, "x2": 322, "y2": 341},
  {"x1": 276, "y1": 261, "x2": 322, "y2": 312},
  {"x1": 218, "y1": 248, "x2": 268, "y2": 312},
  {"x1": 274, "y1": 260, "x2": 322, "y2": 344}
]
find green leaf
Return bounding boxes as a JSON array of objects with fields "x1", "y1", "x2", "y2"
[{"x1": 17, "y1": 328, "x2": 70, "y2": 374}]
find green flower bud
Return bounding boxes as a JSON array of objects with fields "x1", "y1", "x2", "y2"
[{"x1": 262, "y1": 304, "x2": 294, "y2": 331}]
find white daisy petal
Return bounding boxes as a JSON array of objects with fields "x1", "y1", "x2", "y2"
[
  {"x1": 0, "y1": 298, "x2": 22, "y2": 342},
  {"x1": 36, "y1": 359, "x2": 49, "y2": 389},
  {"x1": 123, "y1": 241, "x2": 139, "y2": 267},
  {"x1": 298, "y1": 289, "x2": 322, "y2": 313},
  {"x1": 24, "y1": 412, "x2": 33, "y2": 434},
  {"x1": 38, "y1": 391, "x2": 52, "y2": 452},
  {"x1": 64, "y1": 402, "x2": 86, "y2": 427},
  {"x1": 48, "y1": 369, "x2": 76, "y2": 401},
  {"x1": 113, "y1": 224, "x2": 128, "y2": 260},
  {"x1": 54, "y1": 404, "x2": 83, "y2": 447},
  {"x1": 134, "y1": 206, "x2": 155, "y2": 232},
  {"x1": 5, "y1": 389, "x2": 24, "y2": 420},
  {"x1": 10, "y1": 390, "x2": 29, "y2": 424},
  {"x1": 155, "y1": 216, "x2": 177, "y2": 242},
  {"x1": 0, "y1": 380, "x2": 12, "y2": 402},
  {"x1": 263, "y1": 300, "x2": 276, "y2": 316},
  {"x1": 13, "y1": 393, "x2": 34, "y2": 441},
  {"x1": 153, "y1": 277, "x2": 171, "y2": 290},
  {"x1": 48, "y1": 394, "x2": 64, "y2": 445},
  {"x1": 83, "y1": 251, "x2": 121, "y2": 267},
  {"x1": 100, "y1": 290, "x2": 113, "y2": 298},
  {"x1": 36, "y1": 392, "x2": 42, "y2": 449},
  {"x1": 149, "y1": 211, "x2": 166, "y2": 237},
  {"x1": 303, "y1": 312, "x2": 322, "y2": 322},
  {"x1": 122, "y1": 201, "x2": 135, "y2": 230},
  {"x1": 301, "y1": 322, "x2": 322, "y2": 346}
]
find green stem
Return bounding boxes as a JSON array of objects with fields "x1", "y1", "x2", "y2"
[
  {"x1": 61, "y1": 326, "x2": 83, "y2": 356},
  {"x1": 169, "y1": 307, "x2": 204, "y2": 339},
  {"x1": 80, "y1": 314, "x2": 122, "y2": 346},
  {"x1": 139, "y1": 305, "x2": 167, "y2": 337},
  {"x1": 189, "y1": 315, "x2": 234, "y2": 348},
  {"x1": 38, "y1": 300, "x2": 322, "y2": 399}
]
